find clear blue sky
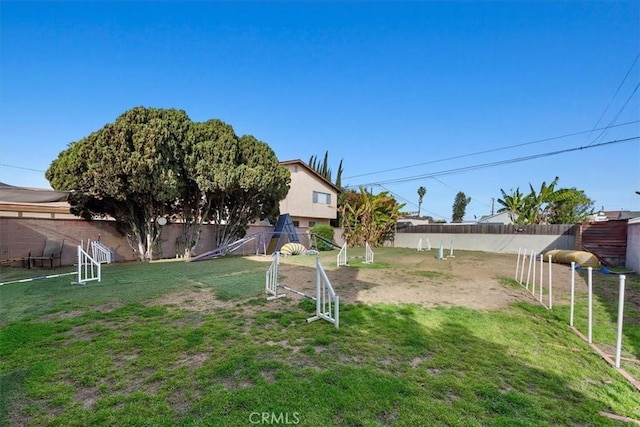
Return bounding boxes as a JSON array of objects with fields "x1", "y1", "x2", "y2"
[{"x1": 1, "y1": 1, "x2": 639, "y2": 221}]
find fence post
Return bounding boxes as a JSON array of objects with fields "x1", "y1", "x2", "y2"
[
  {"x1": 515, "y1": 247, "x2": 522, "y2": 281},
  {"x1": 588, "y1": 267, "x2": 593, "y2": 344},
  {"x1": 570, "y1": 262, "x2": 575, "y2": 327},
  {"x1": 615, "y1": 275, "x2": 626, "y2": 368},
  {"x1": 548, "y1": 253, "x2": 553, "y2": 310}
]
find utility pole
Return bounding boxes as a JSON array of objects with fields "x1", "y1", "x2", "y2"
[{"x1": 491, "y1": 198, "x2": 495, "y2": 215}]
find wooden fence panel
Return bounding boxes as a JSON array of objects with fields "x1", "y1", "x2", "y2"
[
  {"x1": 579, "y1": 220, "x2": 628, "y2": 266},
  {"x1": 397, "y1": 223, "x2": 577, "y2": 236}
]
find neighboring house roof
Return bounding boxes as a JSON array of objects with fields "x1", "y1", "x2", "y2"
[
  {"x1": 279, "y1": 159, "x2": 341, "y2": 193},
  {"x1": 478, "y1": 211, "x2": 516, "y2": 224},
  {"x1": 589, "y1": 210, "x2": 640, "y2": 222}
]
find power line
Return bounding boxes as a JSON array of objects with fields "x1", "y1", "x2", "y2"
[
  {"x1": 588, "y1": 80, "x2": 640, "y2": 146},
  {"x1": 586, "y1": 54, "x2": 639, "y2": 145},
  {"x1": 344, "y1": 120, "x2": 639, "y2": 180},
  {"x1": 0, "y1": 164, "x2": 46, "y2": 173},
  {"x1": 349, "y1": 136, "x2": 639, "y2": 187},
  {"x1": 377, "y1": 184, "x2": 448, "y2": 220}
]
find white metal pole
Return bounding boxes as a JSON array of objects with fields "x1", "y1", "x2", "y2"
[
  {"x1": 515, "y1": 247, "x2": 522, "y2": 281},
  {"x1": 526, "y1": 249, "x2": 533, "y2": 290},
  {"x1": 427, "y1": 238, "x2": 431, "y2": 250},
  {"x1": 570, "y1": 262, "x2": 575, "y2": 327},
  {"x1": 548, "y1": 254, "x2": 553, "y2": 310},
  {"x1": 449, "y1": 240, "x2": 454, "y2": 257},
  {"x1": 77, "y1": 245, "x2": 82, "y2": 284},
  {"x1": 539, "y1": 253, "x2": 543, "y2": 302},
  {"x1": 615, "y1": 275, "x2": 626, "y2": 368},
  {"x1": 588, "y1": 267, "x2": 593, "y2": 344},
  {"x1": 532, "y1": 252, "x2": 536, "y2": 295},
  {"x1": 519, "y1": 250, "x2": 526, "y2": 284}
]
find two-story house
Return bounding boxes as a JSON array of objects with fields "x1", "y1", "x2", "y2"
[{"x1": 278, "y1": 159, "x2": 341, "y2": 228}]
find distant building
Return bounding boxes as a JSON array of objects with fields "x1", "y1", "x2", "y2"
[{"x1": 477, "y1": 211, "x2": 516, "y2": 225}]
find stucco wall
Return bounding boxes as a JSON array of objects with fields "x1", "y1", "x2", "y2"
[
  {"x1": 394, "y1": 232, "x2": 575, "y2": 254},
  {"x1": 626, "y1": 218, "x2": 640, "y2": 273}
]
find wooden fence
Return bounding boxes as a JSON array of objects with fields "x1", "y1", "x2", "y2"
[{"x1": 397, "y1": 223, "x2": 577, "y2": 236}]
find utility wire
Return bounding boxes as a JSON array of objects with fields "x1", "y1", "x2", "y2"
[
  {"x1": 588, "y1": 80, "x2": 640, "y2": 146},
  {"x1": 586, "y1": 54, "x2": 640, "y2": 145},
  {"x1": 349, "y1": 136, "x2": 639, "y2": 187},
  {"x1": 0, "y1": 164, "x2": 46, "y2": 173},
  {"x1": 377, "y1": 184, "x2": 448, "y2": 220},
  {"x1": 344, "y1": 120, "x2": 639, "y2": 180}
]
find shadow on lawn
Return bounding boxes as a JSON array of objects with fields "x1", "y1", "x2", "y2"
[
  {"x1": 327, "y1": 304, "x2": 631, "y2": 424},
  {"x1": 576, "y1": 269, "x2": 640, "y2": 360}
]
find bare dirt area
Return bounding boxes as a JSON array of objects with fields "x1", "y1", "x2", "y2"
[{"x1": 274, "y1": 250, "x2": 581, "y2": 311}]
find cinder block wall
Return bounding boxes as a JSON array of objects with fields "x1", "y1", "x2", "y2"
[{"x1": 0, "y1": 218, "x2": 345, "y2": 266}]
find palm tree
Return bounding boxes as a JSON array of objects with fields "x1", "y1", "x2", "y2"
[
  {"x1": 417, "y1": 186, "x2": 426, "y2": 217},
  {"x1": 497, "y1": 188, "x2": 526, "y2": 224}
]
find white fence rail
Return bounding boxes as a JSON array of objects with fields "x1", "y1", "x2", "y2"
[
  {"x1": 307, "y1": 258, "x2": 339, "y2": 328},
  {"x1": 90, "y1": 240, "x2": 114, "y2": 264},
  {"x1": 337, "y1": 243, "x2": 348, "y2": 267},
  {"x1": 364, "y1": 242, "x2": 374, "y2": 264},
  {"x1": 265, "y1": 252, "x2": 284, "y2": 300},
  {"x1": 265, "y1": 254, "x2": 340, "y2": 328},
  {"x1": 74, "y1": 245, "x2": 101, "y2": 285}
]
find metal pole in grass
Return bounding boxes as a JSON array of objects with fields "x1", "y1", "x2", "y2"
[
  {"x1": 615, "y1": 275, "x2": 626, "y2": 368},
  {"x1": 519, "y1": 250, "x2": 526, "y2": 284},
  {"x1": 548, "y1": 253, "x2": 553, "y2": 309},
  {"x1": 588, "y1": 267, "x2": 593, "y2": 344},
  {"x1": 526, "y1": 249, "x2": 533, "y2": 290},
  {"x1": 515, "y1": 247, "x2": 522, "y2": 281},
  {"x1": 532, "y1": 252, "x2": 537, "y2": 296},
  {"x1": 539, "y1": 253, "x2": 544, "y2": 302},
  {"x1": 570, "y1": 262, "x2": 575, "y2": 327}
]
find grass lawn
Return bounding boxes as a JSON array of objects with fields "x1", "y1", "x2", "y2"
[{"x1": 0, "y1": 249, "x2": 638, "y2": 426}]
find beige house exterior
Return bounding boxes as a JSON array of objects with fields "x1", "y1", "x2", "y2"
[{"x1": 278, "y1": 159, "x2": 340, "y2": 228}]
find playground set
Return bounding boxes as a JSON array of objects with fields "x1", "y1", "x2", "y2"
[{"x1": 188, "y1": 214, "x2": 340, "y2": 262}]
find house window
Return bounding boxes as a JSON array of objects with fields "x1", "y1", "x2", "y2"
[
  {"x1": 308, "y1": 221, "x2": 317, "y2": 227},
  {"x1": 292, "y1": 221, "x2": 300, "y2": 227},
  {"x1": 313, "y1": 191, "x2": 331, "y2": 204}
]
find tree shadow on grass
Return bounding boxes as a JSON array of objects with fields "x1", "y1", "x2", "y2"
[
  {"x1": 576, "y1": 269, "x2": 640, "y2": 361},
  {"x1": 189, "y1": 302, "x2": 635, "y2": 426}
]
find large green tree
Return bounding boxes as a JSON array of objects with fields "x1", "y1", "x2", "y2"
[
  {"x1": 46, "y1": 107, "x2": 191, "y2": 261},
  {"x1": 185, "y1": 125, "x2": 290, "y2": 253},
  {"x1": 339, "y1": 187, "x2": 404, "y2": 246},
  {"x1": 46, "y1": 107, "x2": 290, "y2": 261},
  {"x1": 452, "y1": 191, "x2": 471, "y2": 223}
]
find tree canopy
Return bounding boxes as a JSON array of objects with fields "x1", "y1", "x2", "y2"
[
  {"x1": 497, "y1": 178, "x2": 594, "y2": 224},
  {"x1": 452, "y1": 191, "x2": 471, "y2": 223},
  {"x1": 46, "y1": 107, "x2": 290, "y2": 261},
  {"x1": 339, "y1": 187, "x2": 404, "y2": 247}
]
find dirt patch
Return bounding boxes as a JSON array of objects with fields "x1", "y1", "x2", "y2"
[{"x1": 275, "y1": 252, "x2": 538, "y2": 310}]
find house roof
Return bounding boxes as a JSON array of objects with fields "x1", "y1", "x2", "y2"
[
  {"x1": 606, "y1": 210, "x2": 640, "y2": 220},
  {"x1": 279, "y1": 159, "x2": 342, "y2": 193},
  {"x1": 0, "y1": 182, "x2": 69, "y2": 203}
]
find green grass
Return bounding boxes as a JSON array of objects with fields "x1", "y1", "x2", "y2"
[{"x1": 1, "y1": 249, "x2": 638, "y2": 426}]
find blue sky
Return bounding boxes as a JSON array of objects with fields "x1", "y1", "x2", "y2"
[{"x1": 1, "y1": 1, "x2": 639, "y2": 221}]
